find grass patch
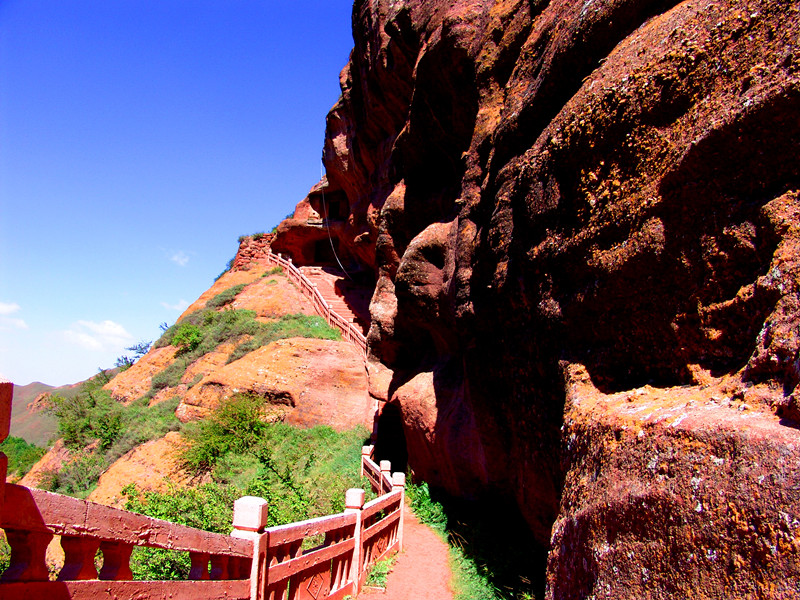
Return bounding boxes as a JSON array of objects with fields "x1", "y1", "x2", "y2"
[
  {"x1": 227, "y1": 314, "x2": 340, "y2": 363},
  {"x1": 0, "y1": 436, "x2": 46, "y2": 479},
  {"x1": 206, "y1": 284, "x2": 246, "y2": 309},
  {"x1": 405, "y1": 481, "x2": 542, "y2": 600},
  {"x1": 263, "y1": 266, "x2": 283, "y2": 277}
]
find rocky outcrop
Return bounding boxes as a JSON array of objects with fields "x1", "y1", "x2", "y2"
[
  {"x1": 176, "y1": 338, "x2": 372, "y2": 431},
  {"x1": 269, "y1": 0, "x2": 800, "y2": 594},
  {"x1": 230, "y1": 234, "x2": 275, "y2": 272},
  {"x1": 87, "y1": 432, "x2": 201, "y2": 509}
]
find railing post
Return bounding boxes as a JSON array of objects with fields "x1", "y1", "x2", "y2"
[
  {"x1": 231, "y1": 495, "x2": 269, "y2": 600},
  {"x1": 345, "y1": 488, "x2": 365, "y2": 595},
  {"x1": 360, "y1": 446, "x2": 371, "y2": 478},
  {"x1": 380, "y1": 461, "x2": 391, "y2": 494},
  {"x1": 0, "y1": 378, "x2": 11, "y2": 521},
  {"x1": 392, "y1": 473, "x2": 406, "y2": 552}
]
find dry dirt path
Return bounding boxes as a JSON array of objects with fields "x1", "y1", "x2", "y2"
[{"x1": 360, "y1": 503, "x2": 454, "y2": 600}]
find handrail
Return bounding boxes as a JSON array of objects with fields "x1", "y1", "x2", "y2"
[
  {"x1": 0, "y1": 380, "x2": 407, "y2": 600},
  {"x1": 262, "y1": 251, "x2": 368, "y2": 357}
]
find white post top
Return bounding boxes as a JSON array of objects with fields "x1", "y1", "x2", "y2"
[
  {"x1": 345, "y1": 488, "x2": 365, "y2": 510},
  {"x1": 392, "y1": 472, "x2": 406, "y2": 488},
  {"x1": 380, "y1": 460, "x2": 391, "y2": 472},
  {"x1": 233, "y1": 496, "x2": 269, "y2": 532}
]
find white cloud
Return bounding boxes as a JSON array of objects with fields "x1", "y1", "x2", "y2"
[
  {"x1": 0, "y1": 302, "x2": 27, "y2": 329},
  {"x1": 170, "y1": 251, "x2": 190, "y2": 267},
  {"x1": 161, "y1": 299, "x2": 190, "y2": 312},
  {"x1": 2, "y1": 317, "x2": 28, "y2": 330},
  {"x1": 63, "y1": 320, "x2": 134, "y2": 351},
  {"x1": 0, "y1": 302, "x2": 21, "y2": 315}
]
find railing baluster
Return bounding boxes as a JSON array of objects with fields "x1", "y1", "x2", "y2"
[
  {"x1": 98, "y1": 540, "x2": 133, "y2": 581},
  {"x1": 0, "y1": 529, "x2": 53, "y2": 582},
  {"x1": 189, "y1": 551, "x2": 211, "y2": 580},
  {"x1": 59, "y1": 535, "x2": 100, "y2": 580},
  {"x1": 210, "y1": 554, "x2": 229, "y2": 580}
]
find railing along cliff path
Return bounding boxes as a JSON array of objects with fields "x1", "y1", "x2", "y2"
[
  {"x1": 263, "y1": 251, "x2": 368, "y2": 357},
  {"x1": 0, "y1": 380, "x2": 404, "y2": 599}
]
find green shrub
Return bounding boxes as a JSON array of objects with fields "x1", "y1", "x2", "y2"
[
  {"x1": 123, "y1": 482, "x2": 239, "y2": 580},
  {"x1": 206, "y1": 284, "x2": 246, "y2": 309},
  {"x1": 263, "y1": 266, "x2": 283, "y2": 277},
  {"x1": 365, "y1": 556, "x2": 395, "y2": 588},
  {"x1": 150, "y1": 359, "x2": 188, "y2": 391},
  {"x1": 171, "y1": 323, "x2": 203, "y2": 355},
  {"x1": 44, "y1": 452, "x2": 107, "y2": 498},
  {"x1": 0, "y1": 436, "x2": 46, "y2": 478},
  {"x1": 181, "y1": 394, "x2": 269, "y2": 472}
]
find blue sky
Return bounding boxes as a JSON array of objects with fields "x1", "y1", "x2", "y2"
[{"x1": 0, "y1": 0, "x2": 355, "y2": 386}]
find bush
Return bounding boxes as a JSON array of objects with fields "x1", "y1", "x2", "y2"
[
  {"x1": 0, "y1": 436, "x2": 46, "y2": 478},
  {"x1": 171, "y1": 323, "x2": 203, "y2": 354},
  {"x1": 206, "y1": 284, "x2": 246, "y2": 309},
  {"x1": 44, "y1": 378, "x2": 183, "y2": 497},
  {"x1": 123, "y1": 482, "x2": 240, "y2": 580}
]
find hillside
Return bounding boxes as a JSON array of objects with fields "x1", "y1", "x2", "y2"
[
  {"x1": 10, "y1": 381, "x2": 70, "y2": 446},
  {"x1": 19, "y1": 249, "x2": 373, "y2": 510}
]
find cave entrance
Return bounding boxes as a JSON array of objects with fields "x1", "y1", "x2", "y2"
[
  {"x1": 313, "y1": 238, "x2": 339, "y2": 265},
  {"x1": 374, "y1": 403, "x2": 408, "y2": 473}
]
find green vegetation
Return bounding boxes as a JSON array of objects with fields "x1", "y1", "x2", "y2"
[
  {"x1": 226, "y1": 314, "x2": 340, "y2": 363},
  {"x1": 262, "y1": 266, "x2": 283, "y2": 277},
  {"x1": 206, "y1": 284, "x2": 246, "y2": 308},
  {"x1": 43, "y1": 376, "x2": 182, "y2": 498},
  {"x1": 121, "y1": 394, "x2": 369, "y2": 580},
  {"x1": 406, "y1": 481, "x2": 544, "y2": 600},
  {"x1": 0, "y1": 436, "x2": 46, "y2": 479},
  {"x1": 151, "y1": 308, "x2": 339, "y2": 393},
  {"x1": 365, "y1": 555, "x2": 395, "y2": 588},
  {"x1": 123, "y1": 482, "x2": 239, "y2": 580}
]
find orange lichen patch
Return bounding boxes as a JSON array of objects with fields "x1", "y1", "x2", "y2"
[
  {"x1": 87, "y1": 432, "x2": 202, "y2": 509},
  {"x1": 178, "y1": 268, "x2": 267, "y2": 319},
  {"x1": 227, "y1": 273, "x2": 316, "y2": 318},
  {"x1": 176, "y1": 338, "x2": 370, "y2": 430},
  {"x1": 103, "y1": 346, "x2": 178, "y2": 404}
]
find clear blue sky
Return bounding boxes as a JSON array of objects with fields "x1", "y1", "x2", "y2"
[{"x1": 0, "y1": 0, "x2": 355, "y2": 386}]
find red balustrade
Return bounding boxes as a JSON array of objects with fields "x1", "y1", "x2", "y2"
[{"x1": 263, "y1": 252, "x2": 368, "y2": 357}]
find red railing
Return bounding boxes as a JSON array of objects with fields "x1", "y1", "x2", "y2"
[
  {"x1": 0, "y1": 382, "x2": 404, "y2": 599},
  {"x1": 263, "y1": 252, "x2": 368, "y2": 357}
]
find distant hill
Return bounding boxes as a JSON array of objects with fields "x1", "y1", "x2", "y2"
[{"x1": 10, "y1": 380, "x2": 80, "y2": 446}]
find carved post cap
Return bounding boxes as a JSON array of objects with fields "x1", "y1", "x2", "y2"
[
  {"x1": 361, "y1": 446, "x2": 372, "y2": 456},
  {"x1": 233, "y1": 496, "x2": 268, "y2": 532},
  {"x1": 345, "y1": 488, "x2": 365, "y2": 510},
  {"x1": 380, "y1": 460, "x2": 391, "y2": 472},
  {"x1": 392, "y1": 472, "x2": 406, "y2": 488}
]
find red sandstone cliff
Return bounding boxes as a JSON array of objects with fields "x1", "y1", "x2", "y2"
[{"x1": 269, "y1": 0, "x2": 800, "y2": 596}]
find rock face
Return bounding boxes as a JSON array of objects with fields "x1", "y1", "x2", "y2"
[
  {"x1": 176, "y1": 338, "x2": 372, "y2": 431},
  {"x1": 268, "y1": 0, "x2": 800, "y2": 594}
]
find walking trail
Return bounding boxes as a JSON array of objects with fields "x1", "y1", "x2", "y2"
[{"x1": 360, "y1": 503, "x2": 454, "y2": 600}]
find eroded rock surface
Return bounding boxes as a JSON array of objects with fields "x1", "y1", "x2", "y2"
[
  {"x1": 268, "y1": 0, "x2": 800, "y2": 594},
  {"x1": 177, "y1": 338, "x2": 372, "y2": 431}
]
